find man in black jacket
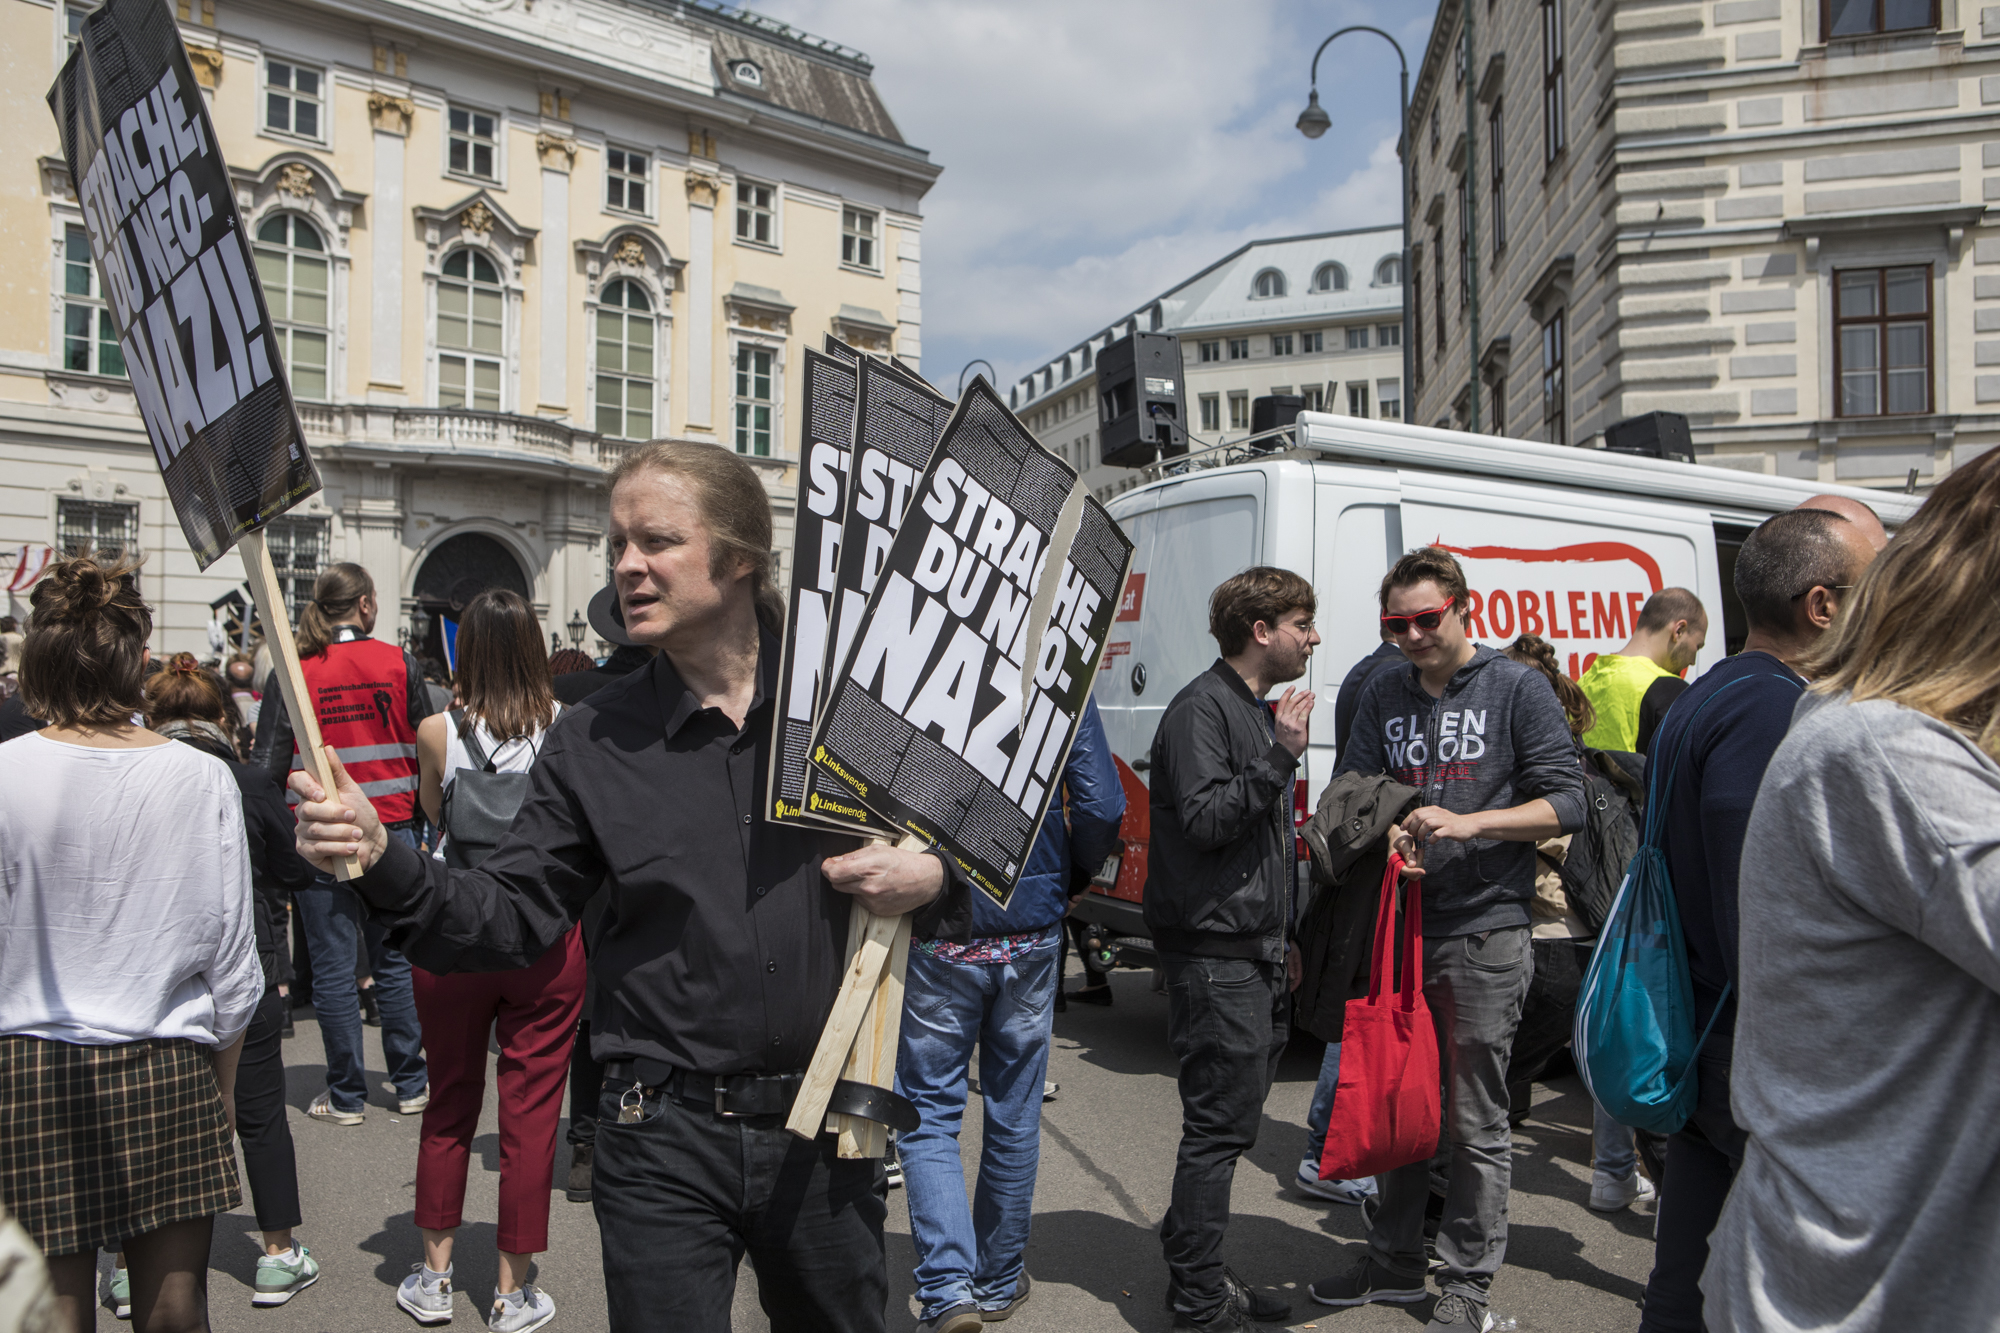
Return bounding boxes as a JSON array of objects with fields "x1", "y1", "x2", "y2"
[{"x1": 1146, "y1": 567, "x2": 1319, "y2": 1332}]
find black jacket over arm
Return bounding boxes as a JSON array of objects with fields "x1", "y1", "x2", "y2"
[
  {"x1": 1142, "y1": 659, "x2": 1299, "y2": 963},
  {"x1": 343, "y1": 635, "x2": 970, "y2": 1077}
]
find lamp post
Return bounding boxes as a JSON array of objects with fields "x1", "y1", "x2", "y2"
[
  {"x1": 566, "y1": 608, "x2": 587, "y2": 649},
  {"x1": 1298, "y1": 25, "x2": 1411, "y2": 429},
  {"x1": 957, "y1": 359, "x2": 996, "y2": 398}
]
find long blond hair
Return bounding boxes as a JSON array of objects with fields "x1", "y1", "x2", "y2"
[
  {"x1": 1807, "y1": 449, "x2": 2000, "y2": 757},
  {"x1": 610, "y1": 441, "x2": 783, "y2": 631}
]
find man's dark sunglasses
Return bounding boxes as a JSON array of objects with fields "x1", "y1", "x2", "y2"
[{"x1": 1380, "y1": 597, "x2": 1456, "y2": 636}]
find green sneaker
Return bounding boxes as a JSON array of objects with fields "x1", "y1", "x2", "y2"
[
  {"x1": 253, "y1": 1241, "x2": 321, "y2": 1306},
  {"x1": 108, "y1": 1265, "x2": 131, "y2": 1320}
]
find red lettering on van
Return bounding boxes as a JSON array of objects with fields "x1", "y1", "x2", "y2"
[
  {"x1": 1438, "y1": 541, "x2": 1665, "y2": 593},
  {"x1": 1592, "y1": 591, "x2": 1627, "y2": 639},
  {"x1": 1567, "y1": 590, "x2": 1590, "y2": 638},
  {"x1": 1520, "y1": 590, "x2": 1544, "y2": 635},
  {"x1": 1547, "y1": 590, "x2": 1567, "y2": 637},
  {"x1": 1116, "y1": 573, "x2": 1145, "y2": 622},
  {"x1": 1489, "y1": 590, "x2": 1515, "y2": 637},
  {"x1": 1465, "y1": 590, "x2": 1489, "y2": 637}
]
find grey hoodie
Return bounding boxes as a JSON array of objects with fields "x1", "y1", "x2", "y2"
[{"x1": 1334, "y1": 645, "x2": 1586, "y2": 937}]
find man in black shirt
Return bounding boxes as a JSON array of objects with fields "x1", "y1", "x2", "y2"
[{"x1": 294, "y1": 442, "x2": 968, "y2": 1333}]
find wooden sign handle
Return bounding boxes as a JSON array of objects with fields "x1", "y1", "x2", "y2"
[{"x1": 238, "y1": 529, "x2": 362, "y2": 882}]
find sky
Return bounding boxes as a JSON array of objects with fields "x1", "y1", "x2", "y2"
[{"x1": 752, "y1": 0, "x2": 1440, "y2": 393}]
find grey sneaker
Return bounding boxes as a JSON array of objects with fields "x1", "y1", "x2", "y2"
[
  {"x1": 399, "y1": 1084, "x2": 432, "y2": 1116},
  {"x1": 397, "y1": 1263, "x2": 455, "y2": 1325},
  {"x1": 308, "y1": 1090, "x2": 364, "y2": 1127},
  {"x1": 1426, "y1": 1292, "x2": 1496, "y2": 1332},
  {"x1": 918, "y1": 1303, "x2": 983, "y2": 1333},
  {"x1": 1308, "y1": 1257, "x2": 1427, "y2": 1307},
  {"x1": 487, "y1": 1283, "x2": 554, "y2": 1333},
  {"x1": 252, "y1": 1241, "x2": 320, "y2": 1306},
  {"x1": 108, "y1": 1265, "x2": 131, "y2": 1320}
]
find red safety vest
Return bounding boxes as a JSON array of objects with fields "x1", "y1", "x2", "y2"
[{"x1": 296, "y1": 635, "x2": 421, "y2": 824}]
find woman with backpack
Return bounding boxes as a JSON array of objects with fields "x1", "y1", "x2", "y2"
[
  {"x1": 1499, "y1": 636, "x2": 1655, "y2": 1214},
  {"x1": 400, "y1": 589, "x2": 581, "y2": 1333}
]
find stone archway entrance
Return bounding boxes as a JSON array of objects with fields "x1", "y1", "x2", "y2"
[{"x1": 411, "y1": 532, "x2": 531, "y2": 668}]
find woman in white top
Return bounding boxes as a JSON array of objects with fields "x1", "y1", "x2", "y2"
[
  {"x1": 402, "y1": 590, "x2": 582, "y2": 1333},
  {"x1": 0, "y1": 553, "x2": 262, "y2": 1333}
]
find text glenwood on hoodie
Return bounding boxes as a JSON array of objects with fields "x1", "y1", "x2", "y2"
[{"x1": 1334, "y1": 645, "x2": 1587, "y2": 937}]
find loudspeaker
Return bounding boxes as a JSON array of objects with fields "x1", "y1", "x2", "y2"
[
  {"x1": 1250, "y1": 395, "x2": 1306, "y2": 438},
  {"x1": 1604, "y1": 410, "x2": 1693, "y2": 464},
  {"x1": 1095, "y1": 331, "x2": 1187, "y2": 468}
]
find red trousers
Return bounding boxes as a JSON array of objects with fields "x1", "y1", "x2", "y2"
[{"x1": 411, "y1": 925, "x2": 585, "y2": 1254}]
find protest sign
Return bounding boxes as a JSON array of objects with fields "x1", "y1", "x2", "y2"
[
  {"x1": 48, "y1": 0, "x2": 319, "y2": 569},
  {"x1": 810, "y1": 380, "x2": 1133, "y2": 907}
]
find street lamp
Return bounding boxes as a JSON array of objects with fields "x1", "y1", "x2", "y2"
[
  {"x1": 957, "y1": 359, "x2": 996, "y2": 397},
  {"x1": 1297, "y1": 25, "x2": 1411, "y2": 428},
  {"x1": 566, "y1": 608, "x2": 587, "y2": 648}
]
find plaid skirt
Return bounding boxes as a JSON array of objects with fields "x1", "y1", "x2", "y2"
[{"x1": 0, "y1": 1034, "x2": 240, "y2": 1257}]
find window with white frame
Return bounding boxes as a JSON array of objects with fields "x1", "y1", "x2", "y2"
[
  {"x1": 63, "y1": 1, "x2": 95, "y2": 52},
  {"x1": 1375, "y1": 256, "x2": 1402, "y2": 285},
  {"x1": 1227, "y1": 391, "x2": 1249, "y2": 430},
  {"x1": 263, "y1": 515, "x2": 329, "y2": 620},
  {"x1": 1313, "y1": 263, "x2": 1346, "y2": 292},
  {"x1": 57, "y1": 498, "x2": 137, "y2": 558},
  {"x1": 265, "y1": 60, "x2": 323, "y2": 141},
  {"x1": 448, "y1": 107, "x2": 499, "y2": 181},
  {"x1": 1348, "y1": 384, "x2": 1370, "y2": 417},
  {"x1": 61, "y1": 224, "x2": 124, "y2": 377},
  {"x1": 1347, "y1": 327, "x2": 1369, "y2": 350},
  {"x1": 606, "y1": 147, "x2": 648, "y2": 215},
  {"x1": 1301, "y1": 385, "x2": 1325, "y2": 412},
  {"x1": 595, "y1": 278, "x2": 655, "y2": 440},
  {"x1": 841, "y1": 207, "x2": 878, "y2": 269},
  {"x1": 1253, "y1": 269, "x2": 1286, "y2": 298},
  {"x1": 734, "y1": 346, "x2": 774, "y2": 456},
  {"x1": 1227, "y1": 338, "x2": 1249, "y2": 360},
  {"x1": 1377, "y1": 323, "x2": 1402, "y2": 346},
  {"x1": 1199, "y1": 394, "x2": 1220, "y2": 432},
  {"x1": 253, "y1": 214, "x2": 328, "y2": 400},
  {"x1": 1198, "y1": 340, "x2": 1221, "y2": 363},
  {"x1": 438, "y1": 249, "x2": 503, "y2": 411},
  {"x1": 1378, "y1": 379, "x2": 1402, "y2": 420},
  {"x1": 1835, "y1": 264, "x2": 1931, "y2": 417},
  {"x1": 736, "y1": 180, "x2": 775, "y2": 245},
  {"x1": 1271, "y1": 333, "x2": 1294, "y2": 357},
  {"x1": 1302, "y1": 331, "x2": 1324, "y2": 353}
]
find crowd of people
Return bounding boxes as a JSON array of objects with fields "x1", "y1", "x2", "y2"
[{"x1": 0, "y1": 440, "x2": 1993, "y2": 1333}]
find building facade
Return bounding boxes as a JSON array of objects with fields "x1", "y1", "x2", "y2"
[
  {"x1": 1410, "y1": 0, "x2": 1995, "y2": 487},
  {"x1": 1010, "y1": 227, "x2": 1405, "y2": 503},
  {"x1": 3, "y1": 0, "x2": 937, "y2": 657}
]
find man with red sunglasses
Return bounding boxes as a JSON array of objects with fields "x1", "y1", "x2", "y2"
[{"x1": 1307, "y1": 546, "x2": 1585, "y2": 1333}]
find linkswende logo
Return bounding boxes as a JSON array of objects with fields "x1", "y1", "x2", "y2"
[{"x1": 1437, "y1": 540, "x2": 1665, "y2": 680}]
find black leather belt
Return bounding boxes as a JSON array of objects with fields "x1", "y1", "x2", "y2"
[{"x1": 602, "y1": 1058, "x2": 918, "y2": 1133}]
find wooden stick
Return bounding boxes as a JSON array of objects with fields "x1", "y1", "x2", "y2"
[
  {"x1": 832, "y1": 911, "x2": 911, "y2": 1158},
  {"x1": 238, "y1": 529, "x2": 361, "y2": 882}
]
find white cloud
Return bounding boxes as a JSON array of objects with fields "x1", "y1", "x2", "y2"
[{"x1": 749, "y1": 0, "x2": 1433, "y2": 389}]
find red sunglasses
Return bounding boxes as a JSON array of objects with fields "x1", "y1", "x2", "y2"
[{"x1": 1380, "y1": 597, "x2": 1456, "y2": 636}]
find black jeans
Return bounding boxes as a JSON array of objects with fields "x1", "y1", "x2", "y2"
[
  {"x1": 1506, "y1": 938, "x2": 1590, "y2": 1113},
  {"x1": 235, "y1": 986, "x2": 301, "y2": 1232},
  {"x1": 592, "y1": 1081, "x2": 888, "y2": 1332},
  {"x1": 1158, "y1": 955, "x2": 1288, "y2": 1319},
  {"x1": 1639, "y1": 1038, "x2": 1744, "y2": 1333},
  {"x1": 567, "y1": 1019, "x2": 602, "y2": 1147}
]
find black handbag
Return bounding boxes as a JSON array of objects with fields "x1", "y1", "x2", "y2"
[{"x1": 439, "y1": 709, "x2": 533, "y2": 869}]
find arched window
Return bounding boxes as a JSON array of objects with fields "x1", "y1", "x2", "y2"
[
  {"x1": 1375, "y1": 255, "x2": 1402, "y2": 286},
  {"x1": 1253, "y1": 268, "x2": 1286, "y2": 299},
  {"x1": 1312, "y1": 263, "x2": 1347, "y2": 293},
  {"x1": 596, "y1": 278, "x2": 654, "y2": 440},
  {"x1": 254, "y1": 214, "x2": 328, "y2": 400},
  {"x1": 438, "y1": 249, "x2": 502, "y2": 411}
]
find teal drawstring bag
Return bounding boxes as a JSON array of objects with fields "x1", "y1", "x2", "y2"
[{"x1": 1573, "y1": 673, "x2": 1797, "y2": 1137}]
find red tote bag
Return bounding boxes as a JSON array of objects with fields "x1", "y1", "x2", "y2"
[{"x1": 1320, "y1": 854, "x2": 1440, "y2": 1181}]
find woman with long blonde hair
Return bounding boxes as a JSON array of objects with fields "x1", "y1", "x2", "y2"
[{"x1": 1704, "y1": 448, "x2": 2000, "y2": 1331}]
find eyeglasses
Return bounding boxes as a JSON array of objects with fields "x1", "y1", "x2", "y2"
[
  {"x1": 1789, "y1": 584, "x2": 1854, "y2": 600},
  {"x1": 1380, "y1": 597, "x2": 1455, "y2": 636}
]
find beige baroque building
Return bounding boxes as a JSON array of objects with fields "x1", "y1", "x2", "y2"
[
  {"x1": 1011, "y1": 227, "x2": 1406, "y2": 504},
  {"x1": 1408, "y1": 0, "x2": 1995, "y2": 486},
  {"x1": 1, "y1": 0, "x2": 937, "y2": 657}
]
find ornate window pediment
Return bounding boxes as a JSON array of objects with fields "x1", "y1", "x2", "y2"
[
  {"x1": 231, "y1": 153, "x2": 365, "y2": 249},
  {"x1": 415, "y1": 191, "x2": 537, "y2": 270}
]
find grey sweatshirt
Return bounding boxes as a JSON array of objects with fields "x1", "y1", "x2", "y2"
[
  {"x1": 1335, "y1": 645, "x2": 1586, "y2": 937},
  {"x1": 1703, "y1": 691, "x2": 2000, "y2": 1332}
]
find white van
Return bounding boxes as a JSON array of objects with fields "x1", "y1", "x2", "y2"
[{"x1": 1073, "y1": 411, "x2": 1923, "y2": 959}]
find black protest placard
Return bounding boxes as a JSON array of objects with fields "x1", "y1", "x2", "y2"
[
  {"x1": 799, "y1": 355, "x2": 952, "y2": 819},
  {"x1": 811, "y1": 381, "x2": 1133, "y2": 907},
  {"x1": 767, "y1": 349, "x2": 881, "y2": 833},
  {"x1": 48, "y1": 0, "x2": 318, "y2": 568}
]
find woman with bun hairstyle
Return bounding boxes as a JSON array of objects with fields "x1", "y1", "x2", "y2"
[
  {"x1": 398, "y1": 589, "x2": 581, "y2": 1333},
  {"x1": 144, "y1": 656, "x2": 322, "y2": 1309},
  {"x1": 0, "y1": 553, "x2": 263, "y2": 1333}
]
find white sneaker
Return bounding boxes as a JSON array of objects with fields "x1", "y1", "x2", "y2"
[
  {"x1": 389, "y1": 1082, "x2": 431, "y2": 1115},
  {"x1": 1295, "y1": 1160, "x2": 1377, "y2": 1205},
  {"x1": 1588, "y1": 1168, "x2": 1657, "y2": 1212},
  {"x1": 397, "y1": 1263, "x2": 455, "y2": 1324},
  {"x1": 487, "y1": 1284, "x2": 555, "y2": 1333},
  {"x1": 307, "y1": 1091, "x2": 364, "y2": 1127}
]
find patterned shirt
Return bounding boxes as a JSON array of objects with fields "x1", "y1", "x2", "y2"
[{"x1": 915, "y1": 928, "x2": 1053, "y2": 965}]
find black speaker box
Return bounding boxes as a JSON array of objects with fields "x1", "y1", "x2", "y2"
[
  {"x1": 1604, "y1": 410, "x2": 1693, "y2": 463},
  {"x1": 1250, "y1": 394, "x2": 1306, "y2": 437},
  {"x1": 1095, "y1": 331, "x2": 1187, "y2": 468}
]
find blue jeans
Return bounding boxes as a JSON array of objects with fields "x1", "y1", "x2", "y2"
[
  {"x1": 294, "y1": 828, "x2": 426, "y2": 1113},
  {"x1": 894, "y1": 929, "x2": 1060, "y2": 1320},
  {"x1": 1303, "y1": 1041, "x2": 1343, "y2": 1168},
  {"x1": 1594, "y1": 1097, "x2": 1638, "y2": 1179}
]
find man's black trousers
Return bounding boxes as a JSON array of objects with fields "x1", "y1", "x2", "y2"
[
  {"x1": 1639, "y1": 1037, "x2": 1744, "y2": 1333},
  {"x1": 592, "y1": 1080, "x2": 888, "y2": 1332},
  {"x1": 1158, "y1": 955, "x2": 1288, "y2": 1320}
]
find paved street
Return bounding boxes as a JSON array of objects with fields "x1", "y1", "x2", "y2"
[{"x1": 88, "y1": 959, "x2": 1653, "y2": 1332}]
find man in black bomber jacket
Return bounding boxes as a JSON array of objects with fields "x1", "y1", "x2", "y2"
[{"x1": 1145, "y1": 567, "x2": 1320, "y2": 1333}]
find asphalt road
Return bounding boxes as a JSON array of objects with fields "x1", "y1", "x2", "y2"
[{"x1": 85, "y1": 958, "x2": 1655, "y2": 1332}]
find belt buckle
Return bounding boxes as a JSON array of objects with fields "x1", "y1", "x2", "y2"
[{"x1": 713, "y1": 1075, "x2": 751, "y2": 1118}]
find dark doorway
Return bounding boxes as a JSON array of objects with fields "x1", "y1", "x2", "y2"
[{"x1": 411, "y1": 532, "x2": 532, "y2": 670}]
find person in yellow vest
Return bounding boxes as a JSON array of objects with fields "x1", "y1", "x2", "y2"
[{"x1": 1578, "y1": 588, "x2": 1708, "y2": 754}]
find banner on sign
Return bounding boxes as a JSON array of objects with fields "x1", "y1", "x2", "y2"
[
  {"x1": 810, "y1": 381, "x2": 1133, "y2": 907},
  {"x1": 48, "y1": 0, "x2": 319, "y2": 568}
]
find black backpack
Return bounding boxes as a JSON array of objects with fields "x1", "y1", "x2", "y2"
[
  {"x1": 1559, "y1": 747, "x2": 1645, "y2": 935},
  {"x1": 438, "y1": 709, "x2": 534, "y2": 869}
]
